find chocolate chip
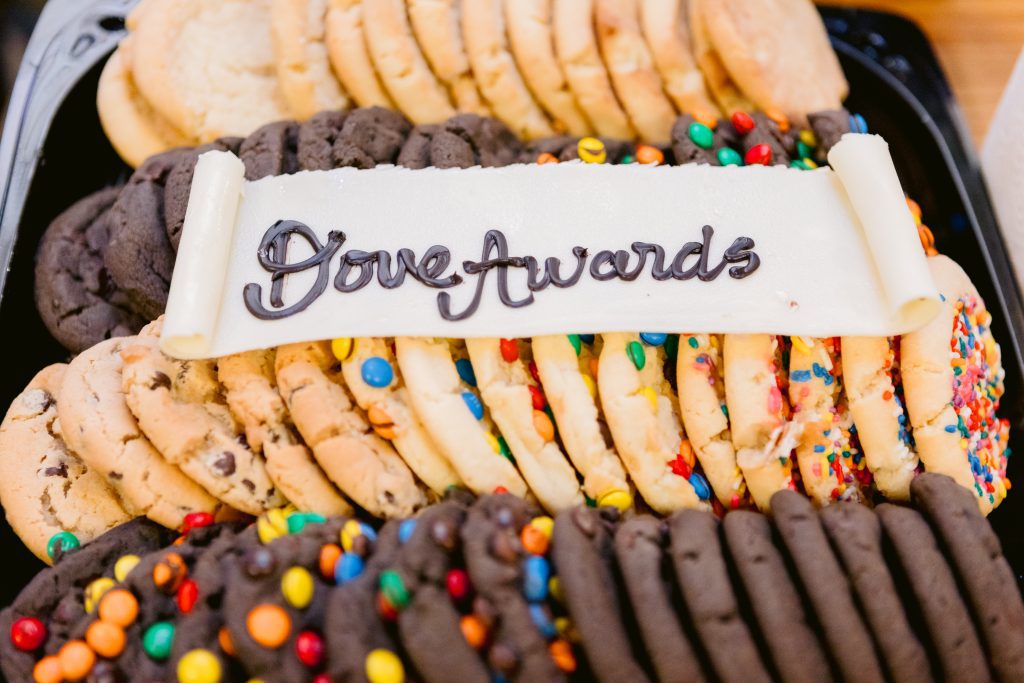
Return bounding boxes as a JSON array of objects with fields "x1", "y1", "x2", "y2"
[
  {"x1": 44, "y1": 463, "x2": 68, "y2": 478},
  {"x1": 431, "y1": 518, "x2": 458, "y2": 551},
  {"x1": 572, "y1": 506, "x2": 597, "y2": 536},
  {"x1": 489, "y1": 643, "x2": 520, "y2": 674},
  {"x1": 244, "y1": 547, "x2": 276, "y2": 578},
  {"x1": 213, "y1": 452, "x2": 236, "y2": 476},
  {"x1": 108, "y1": 471, "x2": 123, "y2": 480},
  {"x1": 241, "y1": 479, "x2": 255, "y2": 493},
  {"x1": 149, "y1": 371, "x2": 172, "y2": 390},
  {"x1": 489, "y1": 532, "x2": 519, "y2": 563}
]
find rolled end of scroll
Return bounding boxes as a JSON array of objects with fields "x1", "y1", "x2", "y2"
[
  {"x1": 160, "y1": 150, "x2": 246, "y2": 359},
  {"x1": 828, "y1": 133, "x2": 941, "y2": 333}
]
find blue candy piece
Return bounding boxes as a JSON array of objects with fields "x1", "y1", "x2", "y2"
[
  {"x1": 850, "y1": 113, "x2": 869, "y2": 134},
  {"x1": 361, "y1": 357, "x2": 394, "y2": 388},
  {"x1": 640, "y1": 333, "x2": 668, "y2": 347},
  {"x1": 529, "y1": 603, "x2": 557, "y2": 638},
  {"x1": 578, "y1": 334, "x2": 596, "y2": 345},
  {"x1": 399, "y1": 519, "x2": 417, "y2": 544},
  {"x1": 336, "y1": 552, "x2": 365, "y2": 584},
  {"x1": 689, "y1": 472, "x2": 711, "y2": 501},
  {"x1": 462, "y1": 391, "x2": 484, "y2": 420},
  {"x1": 455, "y1": 358, "x2": 477, "y2": 387},
  {"x1": 522, "y1": 555, "x2": 550, "y2": 602}
]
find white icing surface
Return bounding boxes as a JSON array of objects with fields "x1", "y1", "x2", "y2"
[{"x1": 162, "y1": 135, "x2": 940, "y2": 359}]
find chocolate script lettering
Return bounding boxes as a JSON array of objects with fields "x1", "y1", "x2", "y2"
[{"x1": 243, "y1": 221, "x2": 759, "y2": 321}]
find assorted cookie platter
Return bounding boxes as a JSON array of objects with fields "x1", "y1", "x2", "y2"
[{"x1": 1, "y1": 0, "x2": 1023, "y2": 682}]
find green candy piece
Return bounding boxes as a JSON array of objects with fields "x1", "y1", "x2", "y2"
[
  {"x1": 796, "y1": 140, "x2": 814, "y2": 160},
  {"x1": 688, "y1": 122, "x2": 714, "y2": 150},
  {"x1": 664, "y1": 335, "x2": 680, "y2": 363},
  {"x1": 789, "y1": 159, "x2": 810, "y2": 171},
  {"x1": 287, "y1": 512, "x2": 326, "y2": 534},
  {"x1": 716, "y1": 147, "x2": 743, "y2": 166},
  {"x1": 498, "y1": 436, "x2": 515, "y2": 465},
  {"x1": 626, "y1": 341, "x2": 646, "y2": 370},
  {"x1": 143, "y1": 621, "x2": 175, "y2": 661},
  {"x1": 567, "y1": 334, "x2": 582, "y2": 357},
  {"x1": 46, "y1": 531, "x2": 80, "y2": 560},
  {"x1": 619, "y1": 154, "x2": 635, "y2": 164},
  {"x1": 380, "y1": 570, "x2": 410, "y2": 609},
  {"x1": 583, "y1": 492, "x2": 597, "y2": 508},
  {"x1": 687, "y1": 336, "x2": 699, "y2": 349}
]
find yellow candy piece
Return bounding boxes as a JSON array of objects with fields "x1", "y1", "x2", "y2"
[
  {"x1": 84, "y1": 577, "x2": 116, "y2": 613},
  {"x1": 640, "y1": 386, "x2": 658, "y2": 411},
  {"x1": 581, "y1": 374, "x2": 597, "y2": 399},
  {"x1": 332, "y1": 338, "x2": 354, "y2": 362},
  {"x1": 366, "y1": 648, "x2": 405, "y2": 683},
  {"x1": 791, "y1": 336, "x2": 814, "y2": 355},
  {"x1": 548, "y1": 576, "x2": 564, "y2": 603},
  {"x1": 529, "y1": 516, "x2": 554, "y2": 539},
  {"x1": 114, "y1": 555, "x2": 140, "y2": 582},
  {"x1": 281, "y1": 567, "x2": 314, "y2": 609},
  {"x1": 799, "y1": 129, "x2": 818, "y2": 148},
  {"x1": 257, "y1": 508, "x2": 290, "y2": 545},
  {"x1": 597, "y1": 489, "x2": 632, "y2": 512},
  {"x1": 802, "y1": 158, "x2": 818, "y2": 169},
  {"x1": 177, "y1": 649, "x2": 222, "y2": 683},
  {"x1": 485, "y1": 432, "x2": 502, "y2": 455},
  {"x1": 341, "y1": 520, "x2": 365, "y2": 552},
  {"x1": 577, "y1": 137, "x2": 607, "y2": 164}
]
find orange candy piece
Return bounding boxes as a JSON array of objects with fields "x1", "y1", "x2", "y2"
[
  {"x1": 460, "y1": 615, "x2": 488, "y2": 649},
  {"x1": 246, "y1": 604, "x2": 291, "y2": 648},
  {"x1": 153, "y1": 552, "x2": 187, "y2": 593},
  {"x1": 86, "y1": 620, "x2": 126, "y2": 658},
  {"x1": 520, "y1": 525, "x2": 550, "y2": 556},
  {"x1": 764, "y1": 107, "x2": 790, "y2": 132},
  {"x1": 635, "y1": 144, "x2": 664, "y2": 165},
  {"x1": 693, "y1": 108, "x2": 719, "y2": 129},
  {"x1": 536, "y1": 152, "x2": 559, "y2": 165},
  {"x1": 33, "y1": 656, "x2": 62, "y2": 683},
  {"x1": 533, "y1": 410, "x2": 555, "y2": 441},
  {"x1": 550, "y1": 639, "x2": 576, "y2": 672},
  {"x1": 218, "y1": 626, "x2": 237, "y2": 656},
  {"x1": 58, "y1": 640, "x2": 95, "y2": 680},
  {"x1": 319, "y1": 543, "x2": 342, "y2": 580},
  {"x1": 99, "y1": 589, "x2": 139, "y2": 627}
]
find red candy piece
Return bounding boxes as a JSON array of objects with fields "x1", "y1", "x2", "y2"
[
  {"x1": 295, "y1": 631, "x2": 324, "y2": 668},
  {"x1": 731, "y1": 111, "x2": 755, "y2": 135},
  {"x1": 11, "y1": 617, "x2": 46, "y2": 652},
  {"x1": 668, "y1": 453, "x2": 692, "y2": 479},
  {"x1": 499, "y1": 339, "x2": 519, "y2": 363},
  {"x1": 446, "y1": 568, "x2": 470, "y2": 601},
  {"x1": 313, "y1": 676, "x2": 331, "y2": 683},
  {"x1": 181, "y1": 512, "x2": 214, "y2": 535},
  {"x1": 745, "y1": 143, "x2": 772, "y2": 166},
  {"x1": 529, "y1": 386, "x2": 546, "y2": 411},
  {"x1": 177, "y1": 579, "x2": 198, "y2": 614},
  {"x1": 494, "y1": 486, "x2": 509, "y2": 495},
  {"x1": 528, "y1": 361, "x2": 540, "y2": 384},
  {"x1": 377, "y1": 591, "x2": 398, "y2": 622}
]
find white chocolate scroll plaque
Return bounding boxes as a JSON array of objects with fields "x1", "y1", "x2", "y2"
[{"x1": 161, "y1": 134, "x2": 940, "y2": 359}]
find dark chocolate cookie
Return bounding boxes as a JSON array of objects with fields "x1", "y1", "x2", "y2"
[
  {"x1": 820, "y1": 503, "x2": 932, "y2": 683},
  {"x1": 552, "y1": 506, "x2": 650, "y2": 683},
  {"x1": 332, "y1": 106, "x2": 411, "y2": 169},
  {"x1": 614, "y1": 515, "x2": 705, "y2": 683},
  {"x1": 911, "y1": 473, "x2": 1024, "y2": 682},
  {"x1": 721, "y1": 510, "x2": 829, "y2": 683},
  {"x1": 397, "y1": 124, "x2": 439, "y2": 169},
  {"x1": 461, "y1": 494, "x2": 568, "y2": 682},
  {"x1": 222, "y1": 518, "x2": 344, "y2": 682},
  {"x1": 808, "y1": 110, "x2": 853, "y2": 155},
  {"x1": 298, "y1": 109, "x2": 347, "y2": 171},
  {"x1": 168, "y1": 525, "x2": 259, "y2": 683},
  {"x1": 164, "y1": 137, "x2": 244, "y2": 250},
  {"x1": 876, "y1": 503, "x2": 988, "y2": 682},
  {"x1": 770, "y1": 490, "x2": 885, "y2": 683},
  {"x1": 668, "y1": 509, "x2": 769, "y2": 683},
  {"x1": 0, "y1": 518, "x2": 173, "y2": 682},
  {"x1": 34, "y1": 186, "x2": 147, "y2": 352},
  {"x1": 325, "y1": 520, "x2": 405, "y2": 683},
  {"x1": 387, "y1": 500, "x2": 488, "y2": 683},
  {"x1": 240, "y1": 120, "x2": 300, "y2": 181},
  {"x1": 105, "y1": 148, "x2": 191, "y2": 319}
]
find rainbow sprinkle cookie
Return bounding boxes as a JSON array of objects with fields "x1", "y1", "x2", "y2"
[{"x1": 902, "y1": 255, "x2": 1011, "y2": 515}]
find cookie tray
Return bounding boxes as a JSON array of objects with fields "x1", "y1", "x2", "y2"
[{"x1": 0, "y1": 1, "x2": 1021, "y2": 607}]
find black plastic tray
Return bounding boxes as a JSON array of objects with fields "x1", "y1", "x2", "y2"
[{"x1": 0, "y1": 2, "x2": 1022, "y2": 610}]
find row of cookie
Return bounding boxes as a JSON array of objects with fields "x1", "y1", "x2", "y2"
[
  {"x1": 4, "y1": 475, "x2": 1023, "y2": 683},
  {"x1": 39, "y1": 105, "x2": 857, "y2": 355},
  {"x1": 3, "y1": 244, "x2": 1010, "y2": 571},
  {"x1": 99, "y1": 0, "x2": 848, "y2": 167}
]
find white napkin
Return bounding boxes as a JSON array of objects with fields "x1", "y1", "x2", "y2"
[{"x1": 982, "y1": 49, "x2": 1024, "y2": 288}]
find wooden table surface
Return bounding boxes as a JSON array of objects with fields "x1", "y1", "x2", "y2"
[{"x1": 820, "y1": 1, "x2": 1024, "y2": 147}]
